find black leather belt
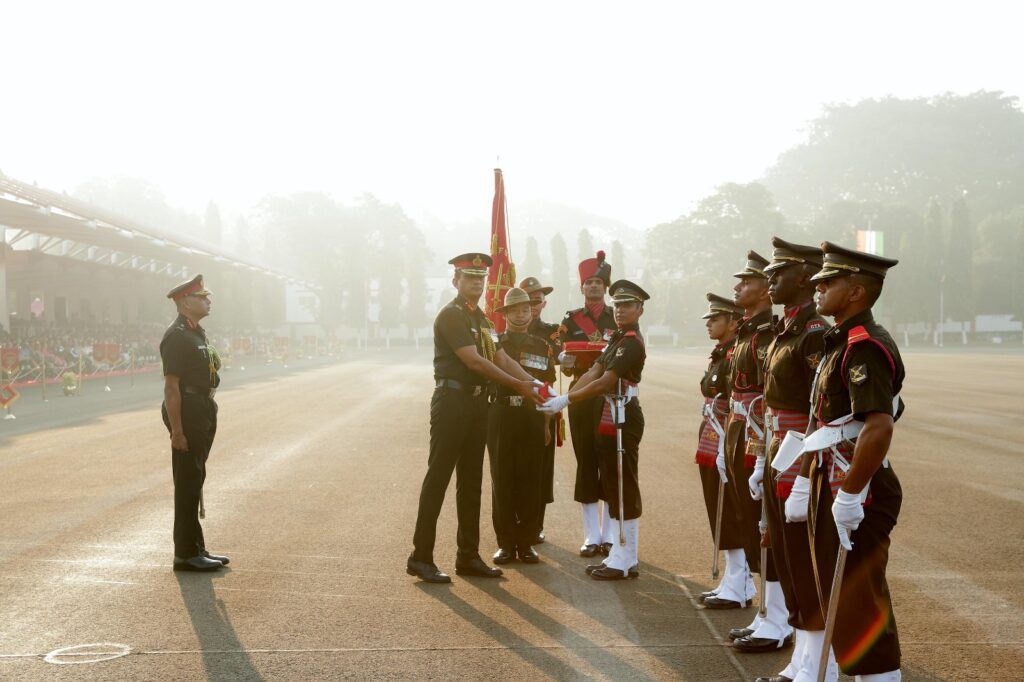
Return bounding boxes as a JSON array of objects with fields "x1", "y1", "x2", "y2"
[
  {"x1": 495, "y1": 395, "x2": 527, "y2": 407},
  {"x1": 435, "y1": 379, "x2": 485, "y2": 397},
  {"x1": 182, "y1": 386, "x2": 216, "y2": 398}
]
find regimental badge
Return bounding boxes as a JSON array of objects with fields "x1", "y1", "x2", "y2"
[
  {"x1": 472, "y1": 255, "x2": 483, "y2": 266},
  {"x1": 520, "y1": 352, "x2": 548, "y2": 371},
  {"x1": 615, "y1": 347, "x2": 625, "y2": 357},
  {"x1": 757, "y1": 346, "x2": 768, "y2": 363},
  {"x1": 806, "y1": 352, "x2": 822, "y2": 370},
  {"x1": 849, "y1": 364, "x2": 868, "y2": 385},
  {"x1": 588, "y1": 331, "x2": 603, "y2": 342}
]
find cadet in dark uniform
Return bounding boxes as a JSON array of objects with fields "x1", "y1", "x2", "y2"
[
  {"x1": 160, "y1": 275, "x2": 229, "y2": 572},
  {"x1": 717, "y1": 252, "x2": 793, "y2": 651},
  {"x1": 489, "y1": 287, "x2": 554, "y2": 565},
  {"x1": 407, "y1": 253, "x2": 545, "y2": 584},
  {"x1": 695, "y1": 293, "x2": 754, "y2": 605},
  {"x1": 786, "y1": 243, "x2": 904, "y2": 682},
  {"x1": 746, "y1": 238, "x2": 831, "y2": 679},
  {"x1": 558, "y1": 251, "x2": 617, "y2": 557},
  {"x1": 519, "y1": 276, "x2": 562, "y2": 544},
  {"x1": 542, "y1": 279, "x2": 649, "y2": 580}
]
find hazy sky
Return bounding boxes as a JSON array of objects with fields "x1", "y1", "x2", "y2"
[{"x1": 2, "y1": 1, "x2": 1021, "y2": 231}]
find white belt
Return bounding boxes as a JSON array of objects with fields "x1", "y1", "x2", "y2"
[{"x1": 729, "y1": 398, "x2": 748, "y2": 416}]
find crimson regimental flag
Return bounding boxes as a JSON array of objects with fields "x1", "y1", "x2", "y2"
[{"x1": 486, "y1": 168, "x2": 516, "y2": 332}]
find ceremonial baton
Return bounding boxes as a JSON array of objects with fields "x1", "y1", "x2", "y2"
[
  {"x1": 758, "y1": 500, "x2": 768, "y2": 618},
  {"x1": 615, "y1": 378, "x2": 626, "y2": 546},
  {"x1": 706, "y1": 394, "x2": 727, "y2": 580},
  {"x1": 816, "y1": 543, "x2": 845, "y2": 682}
]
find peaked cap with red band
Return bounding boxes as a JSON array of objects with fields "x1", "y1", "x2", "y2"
[
  {"x1": 578, "y1": 250, "x2": 611, "y2": 286},
  {"x1": 448, "y1": 252, "x2": 492, "y2": 277},
  {"x1": 810, "y1": 241, "x2": 899, "y2": 283},
  {"x1": 167, "y1": 274, "x2": 212, "y2": 301}
]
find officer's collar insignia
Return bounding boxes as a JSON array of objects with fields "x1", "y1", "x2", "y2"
[
  {"x1": 806, "y1": 352, "x2": 822, "y2": 370},
  {"x1": 849, "y1": 364, "x2": 868, "y2": 385}
]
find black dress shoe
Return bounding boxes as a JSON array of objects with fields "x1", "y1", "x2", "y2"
[
  {"x1": 590, "y1": 565, "x2": 639, "y2": 580},
  {"x1": 517, "y1": 546, "x2": 540, "y2": 563},
  {"x1": 754, "y1": 676, "x2": 793, "y2": 682},
  {"x1": 728, "y1": 626, "x2": 755, "y2": 641},
  {"x1": 579, "y1": 544, "x2": 600, "y2": 557},
  {"x1": 201, "y1": 550, "x2": 230, "y2": 566},
  {"x1": 699, "y1": 590, "x2": 717, "y2": 602},
  {"x1": 702, "y1": 595, "x2": 745, "y2": 609},
  {"x1": 599, "y1": 542, "x2": 613, "y2": 556},
  {"x1": 534, "y1": 530, "x2": 545, "y2": 545},
  {"x1": 732, "y1": 634, "x2": 793, "y2": 653},
  {"x1": 585, "y1": 562, "x2": 639, "y2": 577},
  {"x1": 493, "y1": 547, "x2": 516, "y2": 565},
  {"x1": 406, "y1": 559, "x2": 451, "y2": 583},
  {"x1": 454, "y1": 556, "x2": 503, "y2": 578},
  {"x1": 173, "y1": 555, "x2": 223, "y2": 572}
]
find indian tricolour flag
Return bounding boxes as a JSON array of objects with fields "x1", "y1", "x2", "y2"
[{"x1": 856, "y1": 229, "x2": 884, "y2": 255}]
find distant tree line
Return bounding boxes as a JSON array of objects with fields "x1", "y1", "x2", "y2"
[{"x1": 643, "y1": 91, "x2": 1024, "y2": 335}]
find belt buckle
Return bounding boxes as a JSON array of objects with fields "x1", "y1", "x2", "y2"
[
  {"x1": 471, "y1": 386, "x2": 483, "y2": 397},
  {"x1": 509, "y1": 396, "x2": 523, "y2": 407}
]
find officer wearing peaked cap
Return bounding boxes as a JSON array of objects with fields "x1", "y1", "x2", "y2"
[
  {"x1": 695, "y1": 293, "x2": 754, "y2": 606},
  {"x1": 748, "y1": 238, "x2": 834, "y2": 678},
  {"x1": 160, "y1": 275, "x2": 229, "y2": 572},
  {"x1": 785, "y1": 242, "x2": 905, "y2": 681},
  {"x1": 541, "y1": 279, "x2": 649, "y2": 580},
  {"x1": 558, "y1": 251, "x2": 618, "y2": 557},
  {"x1": 408, "y1": 253, "x2": 545, "y2": 584},
  {"x1": 519, "y1": 276, "x2": 562, "y2": 544}
]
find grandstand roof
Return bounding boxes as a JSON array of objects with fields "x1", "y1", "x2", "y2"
[{"x1": 0, "y1": 172, "x2": 314, "y2": 288}]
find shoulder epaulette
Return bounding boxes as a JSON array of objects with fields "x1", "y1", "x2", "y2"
[
  {"x1": 842, "y1": 325, "x2": 896, "y2": 379},
  {"x1": 757, "y1": 322, "x2": 772, "y2": 332},
  {"x1": 806, "y1": 319, "x2": 827, "y2": 333}
]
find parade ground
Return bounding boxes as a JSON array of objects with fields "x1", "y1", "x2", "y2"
[{"x1": 0, "y1": 349, "x2": 1021, "y2": 681}]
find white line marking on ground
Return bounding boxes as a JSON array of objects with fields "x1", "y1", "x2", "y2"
[
  {"x1": 42, "y1": 643, "x2": 131, "y2": 665},
  {"x1": 674, "y1": 575, "x2": 749, "y2": 681}
]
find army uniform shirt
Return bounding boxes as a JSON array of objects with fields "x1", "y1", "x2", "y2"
[
  {"x1": 558, "y1": 304, "x2": 616, "y2": 381},
  {"x1": 160, "y1": 314, "x2": 221, "y2": 390},
  {"x1": 433, "y1": 296, "x2": 500, "y2": 386}
]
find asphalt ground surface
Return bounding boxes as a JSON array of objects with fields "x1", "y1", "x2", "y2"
[{"x1": 0, "y1": 349, "x2": 1021, "y2": 680}]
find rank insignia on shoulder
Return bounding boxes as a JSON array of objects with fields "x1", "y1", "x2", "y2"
[
  {"x1": 849, "y1": 363, "x2": 868, "y2": 385},
  {"x1": 806, "y1": 352, "x2": 822, "y2": 370},
  {"x1": 757, "y1": 322, "x2": 772, "y2": 332}
]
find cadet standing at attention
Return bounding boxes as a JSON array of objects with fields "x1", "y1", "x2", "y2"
[
  {"x1": 407, "y1": 253, "x2": 544, "y2": 584},
  {"x1": 558, "y1": 251, "x2": 618, "y2": 557},
  {"x1": 543, "y1": 279, "x2": 650, "y2": 580},
  {"x1": 519, "y1": 276, "x2": 562, "y2": 544},
  {"x1": 695, "y1": 293, "x2": 754, "y2": 605},
  {"x1": 747, "y1": 237, "x2": 832, "y2": 681},
  {"x1": 720, "y1": 251, "x2": 793, "y2": 653},
  {"x1": 488, "y1": 287, "x2": 553, "y2": 566},
  {"x1": 160, "y1": 275, "x2": 229, "y2": 572},
  {"x1": 786, "y1": 243, "x2": 904, "y2": 682}
]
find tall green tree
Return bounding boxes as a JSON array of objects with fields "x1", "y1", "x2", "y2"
[
  {"x1": 550, "y1": 233, "x2": 571, "y2": 318},
  {"x1": 945, "y1": 196, "x2": 974, "y2": 324},
  {"x1": 577, "y1": 228, "x2": 595, "y2": 265},
  {"x1": 922, "y1": 199, "x2": 945, "y2": 327},
  {"x1": 519, "y1": 235, "x2": 544, "y2": 281}
]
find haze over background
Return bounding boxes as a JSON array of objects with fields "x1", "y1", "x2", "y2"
[{"x1": 2, "y1": 1, "x2": 1021, "y2": 230}]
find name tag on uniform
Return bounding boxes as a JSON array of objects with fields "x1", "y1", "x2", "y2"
[{"x1": 520, "y1": 352, "x2": 548, "y2": 371}]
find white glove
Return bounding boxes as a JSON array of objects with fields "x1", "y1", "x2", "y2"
[
  {"x1": 748, "y1": 455, "x2": 765, "y2": 500},
  {"x1": 832, "y1": 489, "x2": 865, "y2": 551},
  {"x1": 715, "y1": 448, "x2": 728, "y2": 483},
  {"x1": 785, "y1": 476, "x2": 811, "y2": 522},
  {"x1": 538, "y1": 394, "x2": 570, "y2": 415},
  {"x1": 558, "y1": 351, "x2": 575, "y2": 369}
]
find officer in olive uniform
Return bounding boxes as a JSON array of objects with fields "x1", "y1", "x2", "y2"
[
  {"x1": 717, "y1": 252, "x2": 794, "y2": 651},
  {"x1": 519, "y1": 276, "x2": 562, "y2": 544},
  {"x1": 489, "y1": 287, "x2": 554, "y2": 565},
  {"x1": 160, "y1": 275, "x2": 229, "y2": 572},
  {"x1": 695, "y1": 293, "x2": 754, "y2": 605},
  {"x1": 542, "y1": 279, "x2": 649, "y2": 580},
  {"x1": 558, "y1": 251, "x2": 618, "y2": 557},
  {"x1": 746, "y1": 238, "x2": 832, "y2": 679},
  {"x1": 785, "y1": 243, "x2": 904, "y2": 682},
  {"x1": 408, "y1": 253, "x2": 544, "y2": 584}
]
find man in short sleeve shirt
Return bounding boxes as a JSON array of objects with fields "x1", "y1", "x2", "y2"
[
  {"x1": 160, "y1": 275, "x2": 228, "y2": 572},
  {"x1": 408, "y1": 253, "x2": 545, "y2": 584}
]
